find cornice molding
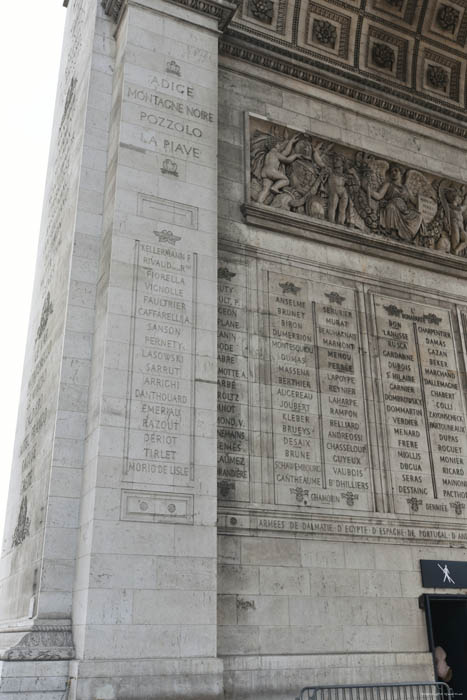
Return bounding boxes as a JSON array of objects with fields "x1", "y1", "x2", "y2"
[
  {"x1": 102, "y1": 0, "x2": 124, "y2": 22},
  {"x1": 102, "y1": 0, "x2": 237, "y2": 29},
  {"x1": 242, "y1": 203, "x2": 467, "y2": 280},
  {"x1": 220, "y1": 34, "x2": 467, "y2": 139}
]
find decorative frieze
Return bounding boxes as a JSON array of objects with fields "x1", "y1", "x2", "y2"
[
  {"x1": 0, "y1": 626, "x2": 74, "y2": 661},
  {"x1": 248, "y1": 116, "x2": 467, "y2": 258}
]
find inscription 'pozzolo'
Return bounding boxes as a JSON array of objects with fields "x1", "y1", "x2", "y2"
[{"x1": 249, "y1": 116, "x2": 467, "y2": 257}]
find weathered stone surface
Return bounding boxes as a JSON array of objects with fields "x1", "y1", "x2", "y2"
[{"x1": 3, "y1": 0, "x2": 467, "y2": 698}]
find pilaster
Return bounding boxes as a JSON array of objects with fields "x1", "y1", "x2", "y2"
[{"x1": 70, "y1": 0, "x2": 225, "y2": 696}]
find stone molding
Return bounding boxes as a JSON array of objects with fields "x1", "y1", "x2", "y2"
[
  {"x1": 220, "y1": 35, "x2": 467, "y2": 139},
  {"x1": 0, "y1": 623, "x2": 74, "y2": 661},
  {"x1": 224, "y1": 0, "x2": 467, "y2": 137},
  {"x1": 102, "y1": 0, "x2": 238, "y2": 29},
  {"x1": 242, "y1": 203, "x2": 467, "y2": 279},
  {"x1": 102, "y1": 0, "x2": 124, "y2": 22},
  {"x1": 218, "y1": 502, "x2": 467, "y2": 544}
]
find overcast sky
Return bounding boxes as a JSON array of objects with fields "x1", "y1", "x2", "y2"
[{"x1": 0, "y1": 3, "x2": 66, "y2": 541}]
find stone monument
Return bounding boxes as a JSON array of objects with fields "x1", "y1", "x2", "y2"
[{"x1": 2, "y1": 0, "x2": 467, "y2": 698}]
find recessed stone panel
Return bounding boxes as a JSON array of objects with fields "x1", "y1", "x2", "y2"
[
  {"x1": 121, "y1": 239, "x2": 197, "y2": 488},
  {"x1": 121, "y1": 488, "x2": 194, "y2": 523}
]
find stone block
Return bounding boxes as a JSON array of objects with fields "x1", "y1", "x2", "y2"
[
  {"x1": 259, "y1": 566, "x2": 310, "y2": 596},
  {"x1": 241, "y1": 537, "x2": 301, "y2": 567},
  {"x1": 132, "y1": 589, "x2": 216, "y2": 625},
  {"x1": 218, "y1": 565, "x2": 259, "y2": 595}
]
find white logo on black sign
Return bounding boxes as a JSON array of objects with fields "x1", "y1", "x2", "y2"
[{"x1": 438, "y1": 563, "x2": 455, "y2": 584}]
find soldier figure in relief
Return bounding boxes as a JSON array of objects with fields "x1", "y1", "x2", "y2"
[{"x1": 257, "y1": 134, "x2": 302, "y2": 204}]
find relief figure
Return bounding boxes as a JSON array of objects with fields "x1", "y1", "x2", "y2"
[
  {"x1": 327, "y1": 153, "x2": 350, "y2": 225},
  {"x1": 439, "y1": 180, "x2": 467, "y2": 255},
  {"x1": 249, "y1": 119, "x2": 467, "y2": 258},
  {"x1": 256, "y1": 134, "x2": 302, "y2": 203},
  {"x1": 270, "y1": 189, "x2": 308, "y2": 211},
  {"x1": 368, "y1": 164, "x2": 425, "y2": 242}
]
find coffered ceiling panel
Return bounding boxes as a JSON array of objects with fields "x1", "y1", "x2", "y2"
[{"x1": 221, "y1": 0, "x2": 467, "y2": 136}]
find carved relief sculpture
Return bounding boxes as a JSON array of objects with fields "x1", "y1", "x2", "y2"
[
  {"x1": 427, "y1": 64, "x2": 449, "y2": 91},
  {"x1": 248, "y1": 0, "x2": 274, "y2": 23},
  {"x1": 255, "y1": 132, "x2": 302, "y2": 203},
  {"x1": 371, "y1": 42, "x2": 395, "y2": 71},
  {"x1": 436, "y1": 4, "x2": 460, "y2": 33},
  {"x1": 249, "y1": 118, "x2": 467, "y2": 257},
  {"x1": 12, "y1": 496, "x2": 30, "y2": 548},
  {"x1": 312, "y1": 19, "x2": 337, "y2": 48}
]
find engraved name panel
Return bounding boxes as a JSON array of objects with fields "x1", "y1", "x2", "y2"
[
  {"x1": 122, "y1": 240, "x2": 196, "y2": 487},
  {"x1": 217, "y1": 262, "x2": 251, "y2": 503},
  {"x1": 374, "y1": 295, "x2": 467, "y2": 518},
  {"x1": 267, "y1": 272, "x2": 372, "y2": 512}
]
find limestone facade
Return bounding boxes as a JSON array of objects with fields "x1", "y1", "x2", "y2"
[{"x1": 1, "y1": 1, "x2": 467, "y2": 698}]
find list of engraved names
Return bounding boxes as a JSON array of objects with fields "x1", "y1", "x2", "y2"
[
  {"x1": 375, "y1": 296, "x2": 467, "y2": 517},
  {"x1": 268, "y1": 272, "x2": 372, "y2": 511},
  {"x1": 123, "y1": 240, "x2": 196, "y2": 487},
  {"x1": 217, "y1": 264, "x2": 250, "y2": 503}
]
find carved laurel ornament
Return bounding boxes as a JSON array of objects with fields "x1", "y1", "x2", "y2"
[{"x1": 248, "y1": 117, "x2": 467, "y2": 259}]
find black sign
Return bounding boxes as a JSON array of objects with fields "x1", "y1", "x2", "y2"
[{"x1": 420, "y1": 560, "x2": 467, "y2": 589}]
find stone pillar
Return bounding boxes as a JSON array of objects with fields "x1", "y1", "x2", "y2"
[
  {"x1": 69, "y1": 1, "x2": 232, "y2": 696},
  {"x1": 0, "y1": 1, "x2": 112, "y2": 696},
  {"x1": 0, "y1": 0, "x2": 234, "y2": 697}
]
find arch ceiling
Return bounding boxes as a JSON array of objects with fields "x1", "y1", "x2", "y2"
[{"x1": 221, "y1": 0, "x2": 467, "y2": 136}]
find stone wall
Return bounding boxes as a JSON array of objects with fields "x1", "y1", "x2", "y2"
[{"x1": 216, "y1": 63, "x2": 467, "y2": 696}]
